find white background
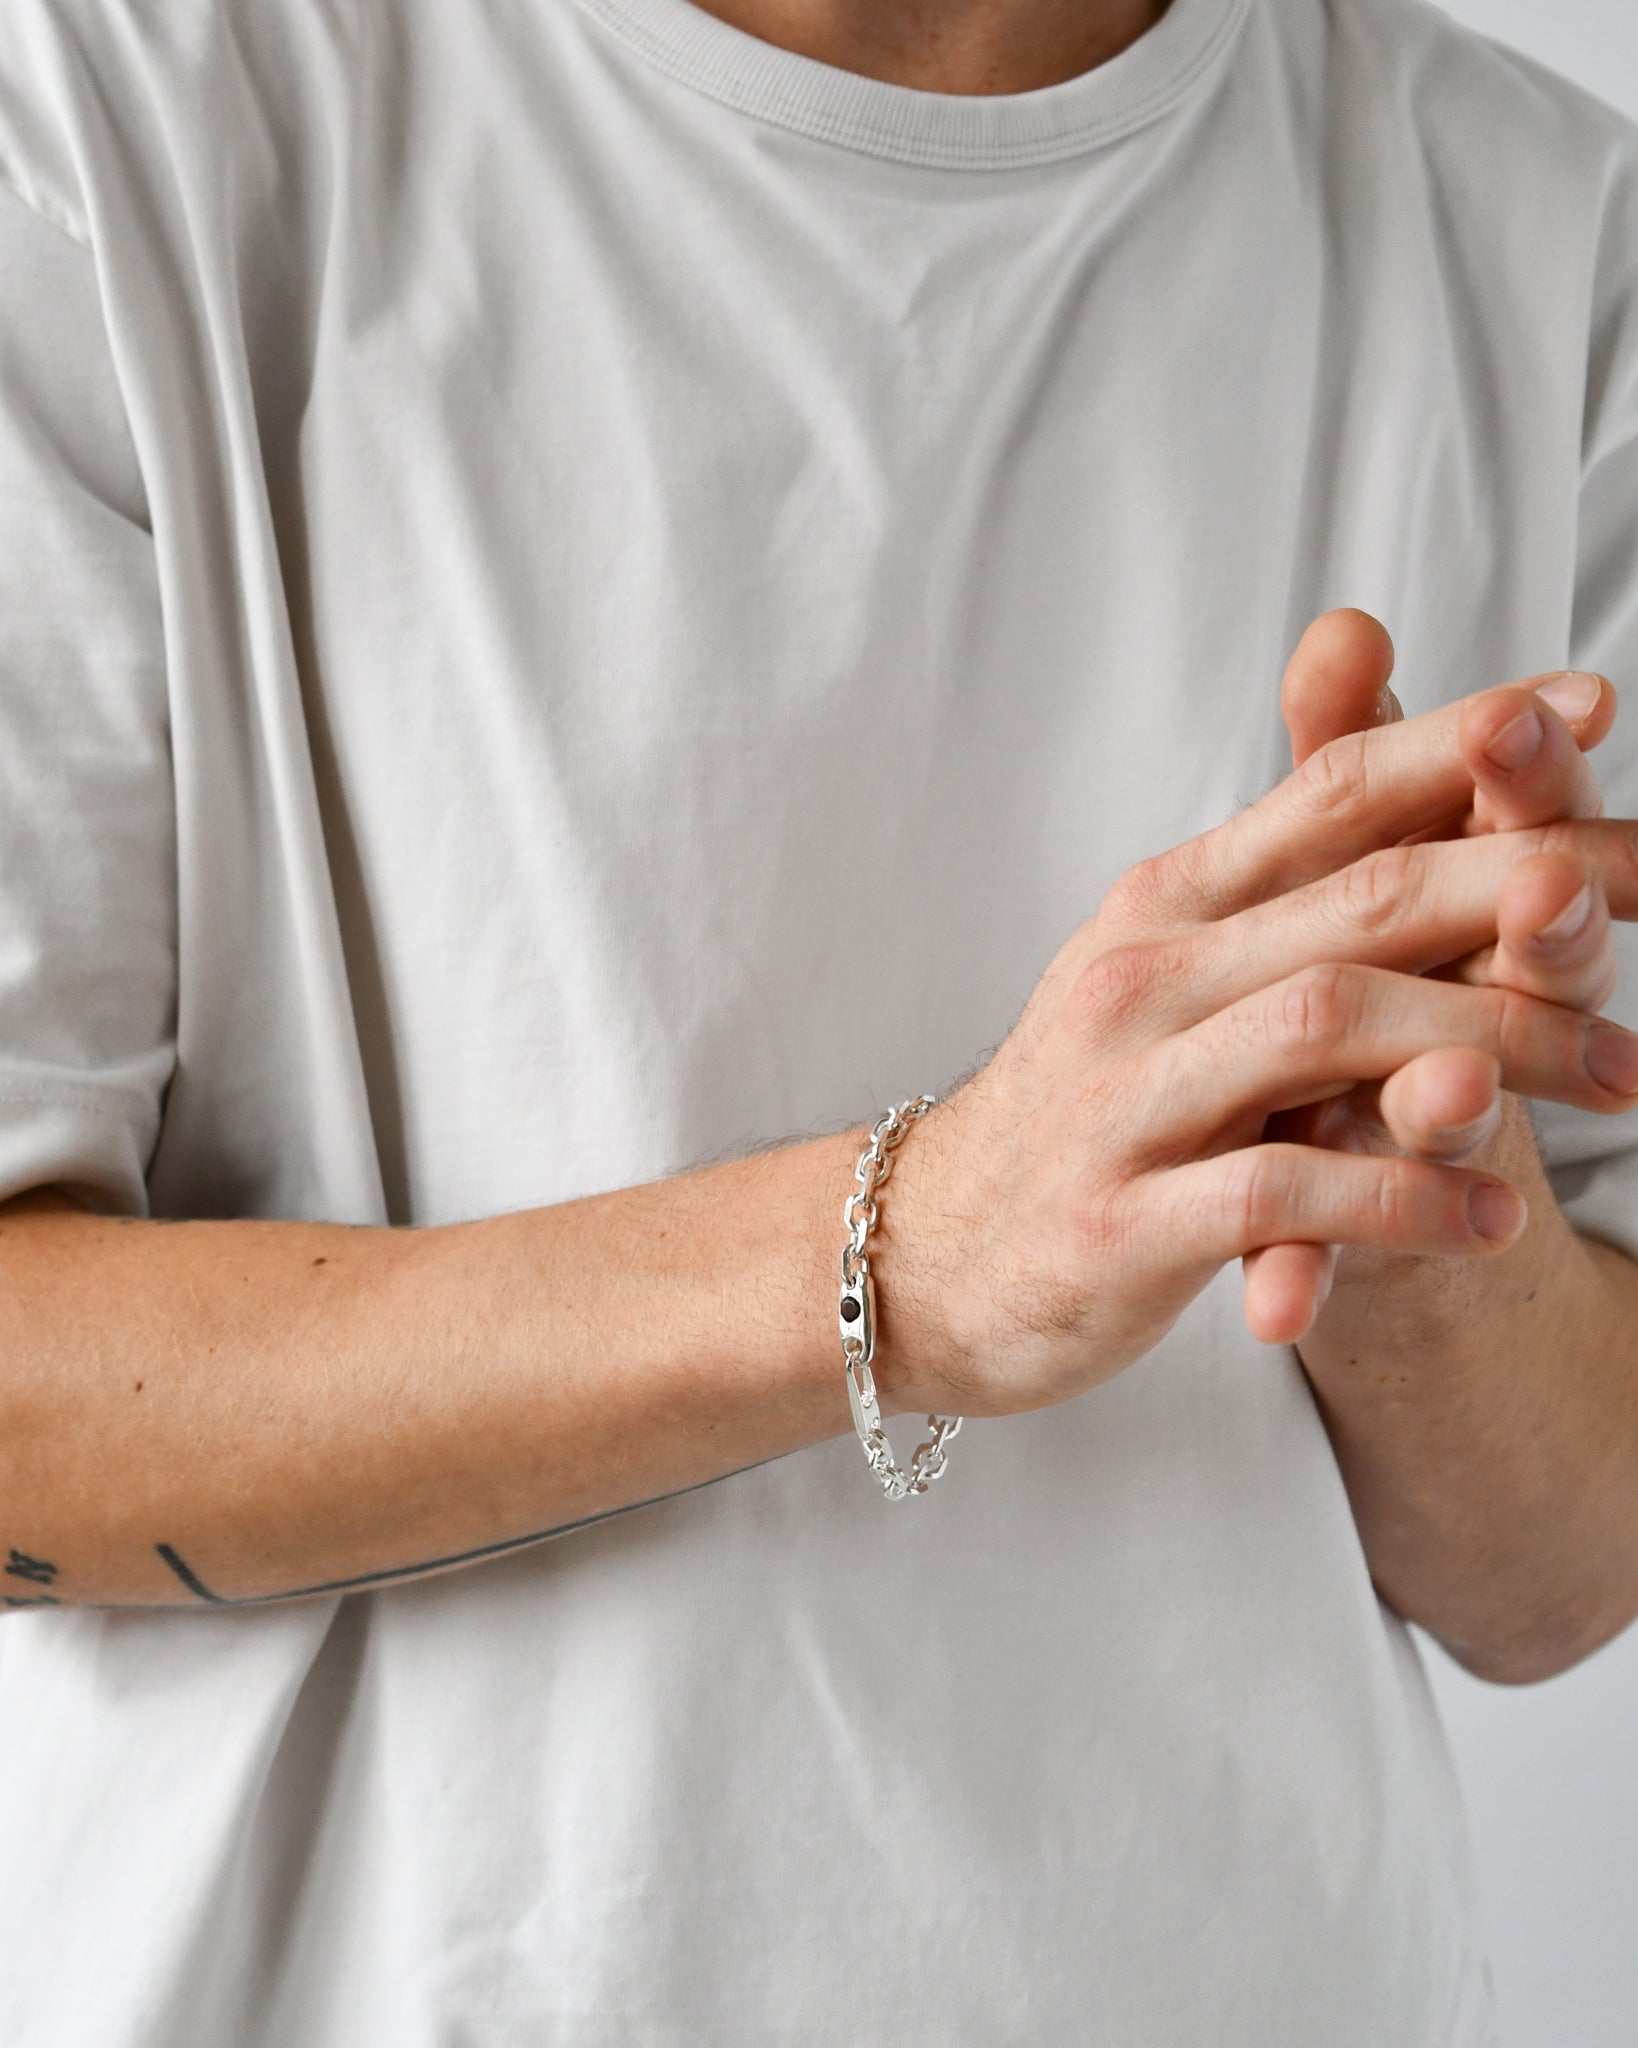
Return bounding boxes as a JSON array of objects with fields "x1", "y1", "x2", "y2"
[{"x1": 1424, "y1": 8, "x2": 1638, "y2": 2044}]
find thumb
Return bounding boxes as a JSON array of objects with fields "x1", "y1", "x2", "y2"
[{"x1": 1280, "y1": 608, "x2": 1399, "y2": 770}]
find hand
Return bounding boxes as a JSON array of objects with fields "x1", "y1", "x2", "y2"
[
  {"x1": 871, "y1": 639, "x2": 1638, "y2": 1421},
  {"x1": 1251, "y1": 610, "x2": 1619, "y2": 1339}
]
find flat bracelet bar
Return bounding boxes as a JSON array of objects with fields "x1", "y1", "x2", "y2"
[{"x1": 838, "y1": 1098, "x2": 962, "y2": 1500}]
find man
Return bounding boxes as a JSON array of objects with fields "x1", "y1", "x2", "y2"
[{"x1": 0, "y1": 0, "x2": 1635, "y2": 2038}]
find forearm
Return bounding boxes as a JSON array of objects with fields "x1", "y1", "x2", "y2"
[
  {"x1": 1296, "y1": 1094, "x2": 1638, "y2": 1681},
  {"x1": 0, "y1": 1130, "x2": 862, "y2": 1611}
]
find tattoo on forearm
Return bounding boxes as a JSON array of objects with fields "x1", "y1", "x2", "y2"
[
  {"x1": 5, "y1": 1549, "x2": 57, "y2": 1585},
  {"x1": 152, "y1": 1461, "x2": 765, "y2": 1608},
  {"x1": 4, "y1": 1548, "x2": 61, "y2": 1607}
]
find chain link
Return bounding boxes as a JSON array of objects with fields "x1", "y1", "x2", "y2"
[{"x1": 838, "y1": 1095, "x2": 962, "y2": 1500}]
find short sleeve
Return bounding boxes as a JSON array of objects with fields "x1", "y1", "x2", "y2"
[
  {"x1": 1530, "y1": 161, "x2": 1638, "y2": 1262},
  {"x1": 0, "y1": 177, "x2": 175, "y2": 1212}
]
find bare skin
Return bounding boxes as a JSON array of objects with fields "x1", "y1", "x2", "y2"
[
  {"x1": 871, "y1": 610, "x2": 1638, "y2": 1685},
  {"x1": 685, "y1": 0, "x2": 1171, "y2": 94},
  {"x1": 0, "y1": 1144, "x2": 861, "y2": 1610},
  {"x1": 3, "y1": 0, "x2": 1637, "y2": 1685},
  {"x1": 1270, "y1": 617, "x2": 1638, "y2": 1682},
  {"x1": 1298, "y1": 1096, "x2": 1638, "y2": 1684},
  {"x1": 5, "y1": 615, "x2": 1638, "y2": 1666}
]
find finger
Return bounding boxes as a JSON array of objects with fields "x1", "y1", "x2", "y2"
[
  {"x1": 1376, "y1": 1048, "x2": 1504, "y2": 1160},
  {"x1": 1447, "y1": 853, "x2": 1617, "y2": 1015},
  {"x1": 1462, "y1": 675, "x2": 1609, "y2": 835},
  {"x1": 1244, "y1": 1093, "x2": 1351, "y2": 1336},
  {"x1": 1138, "y1": 818, "x2": 1638, "y2": 1030},
  {"x1": 1168, "y1": 649, "x2": 1599, "y2": 1337},
  {"x1": 1241, "y1": 1240, "x2": 1340, "y2": 1344},
  {"x1": 1111, "y1": 671, "x2": 1614, "y2": 936},
  {"x1": 1280, "y1": 609, "x2": 1398, "y2": 770},
  {"x1": 1267, "y1": 1082, "x2": 1393, "y2": 1159},
  {"x1": 1289, "y1": 1051, "x2": 1507, "y2": 1166},
  {"x1": 1158, "y1": 1144, "x2": 1527, "y2": 1277},
  {"x1": 1140, "y1": 962, "x2": 1638, "y2": 1158}
]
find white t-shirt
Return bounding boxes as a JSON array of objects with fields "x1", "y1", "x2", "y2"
[{"x1": 2, "y1": 0, "x2": 1636, "y2": 2038}]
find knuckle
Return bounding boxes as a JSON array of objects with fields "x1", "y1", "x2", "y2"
[
  {"x1": 1268, "y1": 961, "x2": 1358, "y2": 1051},
  {"x1": 1292, "y1": 730, "x2": 1372, "y2": 827},
  {"x1": 1103, "y1": 853, "x2": 1174, "y2": 932},
  {"x1": 1224, "y1": 1146, "x2": 1293, "y2": 1244},
  {"x1": 1490, "y1": 983, "x2": 1539, "y2": 1068},
  {"x1": 1105, "y1": 839, "x2": 1218, "y2": 934},
  {"x1": 1532, "y1": 820, "x2": 1582, "y2": 863},
  {"x1": 1069, "y1": 942, "x2": 1169, "y2": 1036},
  {"x1": 1371, "y1": 1157, "x2": 1467, "y2": 1253},
  {"x1": 1333, "y1": 844, "x2": 1417, "y2": 936},
  {"x1": 1068, "y1": 1182, "x2": 1135, "y2": 1269},
  {"x1": 1368, "y1": 1158, "x2": 1422, "y2": 1238},
  {"x1": 1529, "y1": 817, "x2": 1607, "y2": 881}
]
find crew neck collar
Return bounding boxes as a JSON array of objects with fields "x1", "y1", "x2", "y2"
[{"x1": 569, "y1": 0, "x2": 1250, "y2": 170}]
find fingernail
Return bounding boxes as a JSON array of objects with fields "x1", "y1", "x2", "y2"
[
  {"x1": 1483, "y1": 709, "x2": 1544, "y2": 771},
  {"x1": 1534, "y1": 671, "x2": 1602, "y2": 725},
  {"x1": 1468, "y1": 1182, "x2": 1526, "y2": 1241},
  {"x1": 1535, "y1": 883, "x2": 1594, "y2": 947},
  {"x1": 1436, "y1": 1102, "x2": 1502, "y2": 1155},
  {"x1": 1585, "y1": 1025, "x2": 1638, "y2": 1095}
]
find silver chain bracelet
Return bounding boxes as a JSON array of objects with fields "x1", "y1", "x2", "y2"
[{"x1": 838, "y1": 1096, "x2": 963, "y2": 1500}]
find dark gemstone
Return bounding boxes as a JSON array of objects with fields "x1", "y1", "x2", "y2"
[{"x1": 840, "y1": 1296, "x2": 861, "y2": 1322}]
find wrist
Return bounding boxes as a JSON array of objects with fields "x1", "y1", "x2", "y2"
[{"x1": 850, "y1": 1100, "x2": 967, "y2": 1418}]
